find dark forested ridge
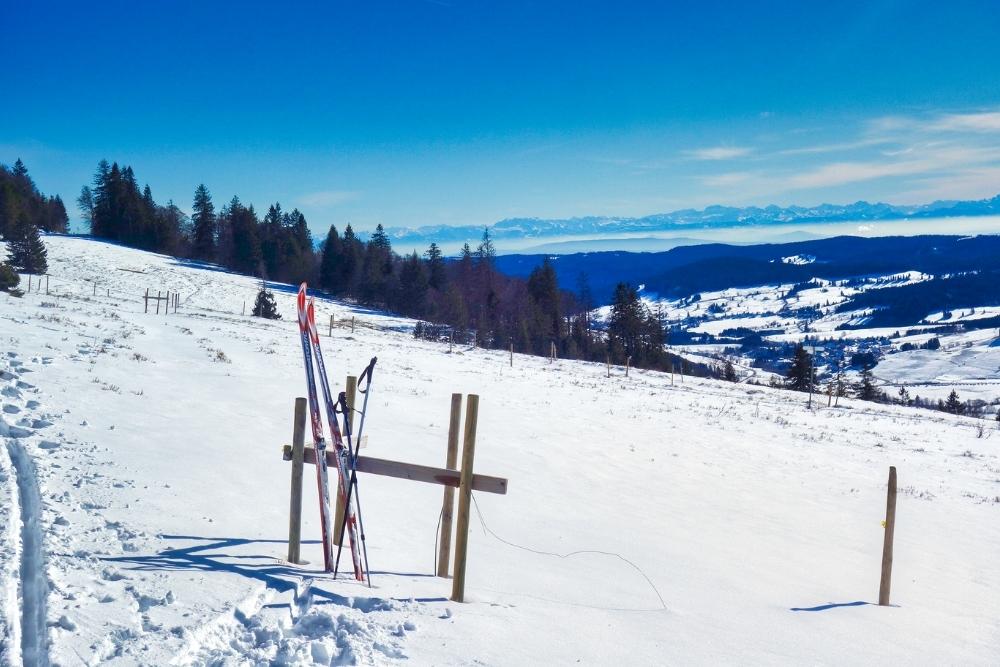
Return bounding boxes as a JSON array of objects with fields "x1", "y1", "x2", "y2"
[{"x1": 71, "y1": 160, "x2": 707, "y2": 377}]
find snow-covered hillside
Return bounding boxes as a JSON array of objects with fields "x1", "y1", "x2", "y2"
[{"x1": 1, "y1": 236, "x2": 998, "y2": 665}]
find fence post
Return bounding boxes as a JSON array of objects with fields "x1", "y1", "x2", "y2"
[
  {"x1": 607, "y1": 354, "x2": 610, "y2": 378},
  {"x1": 45, "y1": 275, "x2": 49, "y2": 294},
  {"x1": 28, "y1": 275, "x2": 32, "y2": 292},
  {"x1": 509, "y1": 343, "x2": 513, "y2": 367},
  {"x1": 156, "y1": 290, "x2": 161, "y2": 314},
  {"x1": 165, "y1": 291, "x2": 169, "y2": 317},
  {"x1": 145, "y1": 288, "x2": 149, "y2": 313},
  {"x1": 879, "y1": 466, "x2": 897, "y2": 606},
  {"x1": 626, "y1": 355, "x2": 631, "y2": 377},
  {"x1": 352, "y1": 316, "x2": 355, "y2": 333},
  {"x1": 329, "y1": 314, "x2": 334, "y2": 337},
  {"x1": 449, "y1": 331, "x2": 454, "y2": 353},
  {"x1": 288, "y1": 397, "x2": 307, "y2": 563},
  {"x1": 451, "y1": 394, "x2": 480, "y2": 602},
  {"x1": 242, "y1": 300, "x2": 246, "y2": 316},
  {"x1": 437, "y1": 393, "x2": 463, "y2": 577},
  {"x1": 94, "y1": 281, "x2": 98, "y2": 296}
]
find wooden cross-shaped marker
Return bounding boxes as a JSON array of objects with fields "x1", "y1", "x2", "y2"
[{"x1": 282, "y1": 390, "x2": 507, "y2": 603}]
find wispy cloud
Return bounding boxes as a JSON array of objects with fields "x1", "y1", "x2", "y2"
[
  {"x1": 685, "y1": 146, "x2": 753, "y2": 161},
  {"x1": 297, "y1": 190, "x2": 360, "y2": 207},
  {"x1": 930, "y1": 111, "x2": 1000, "y2": 133}
]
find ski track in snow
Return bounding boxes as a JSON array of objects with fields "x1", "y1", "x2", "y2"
[{"x1": 1, "y1": 351, "x2": 50, "y2": 667}]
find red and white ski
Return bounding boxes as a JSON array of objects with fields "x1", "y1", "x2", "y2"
[
  {"x1": 305, "y1": 294, "x2": 364, "y2": 581},
  {"x1": 296, "y1": 284, "x2": 336, "y2": 572}
]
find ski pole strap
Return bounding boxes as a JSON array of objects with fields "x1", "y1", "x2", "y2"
[{"x1": 358, "y1": 357, "x2": 377, "y2": 394}]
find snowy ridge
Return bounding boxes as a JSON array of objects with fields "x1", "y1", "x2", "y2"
[{"x1": 0, "y1": 235, "x2": 998, "y2": 664}]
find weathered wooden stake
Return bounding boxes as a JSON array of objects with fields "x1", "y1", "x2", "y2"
[
  {"x1": 329, "y1": 314, "x2": 334, "y2": 337},
  {"x1": 437, "y1": 393, "x2": 463, "y2": 577},
  {"x1": 106, "y1": 288, "x2": 109, "y2": 297},
  {"x1": 626, "y1": 355, "x2": 631, "y2": 377},
  {"x1": 242, "y1": 300, "x2": 246, "y2": 316},
  {"x1": 288, "y1": 397, "x2": 307, "y2": 563},
  {"x1": 45, "y1": 275, "x2": 49, "y2": 294},
  {"x1": 165, "y1": 291, "x2": 170, "y2": 317},
  {"x1": 351, "y1": 316, "x2": 355, "y2": 333},
  {"x1": 145, "y1": 288, "x2": 149, "y2": 312},
  {"x1": 156, "y1": 290, "x2": 161, "y2": 314},
  {"x1": 94, "y1": 282, "x2": 98, "y2": 296},
  {"x1": 606, "y1": 353, "x2": 611, "y2": 378},
  {"x1": 449, "y1": 331, "x2": 454, "y2": 353},
  {"x1": 879, "y1": 466, "x2": 897, "y2": 606},
  {"x1": 451, "y1": 394, "x2": 480, "y2": 603},
  {"x1": 509, "y1": 343, "x2": 513, "y2": 367}
]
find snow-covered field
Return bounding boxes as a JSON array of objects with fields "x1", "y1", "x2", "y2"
[{"x1": 1, "y1": 236, "x2": 999, "y2": 665}]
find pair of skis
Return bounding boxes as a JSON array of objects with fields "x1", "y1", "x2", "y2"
[{"x1": 296, "y1": 283, "x2": 364, "y2": 581}]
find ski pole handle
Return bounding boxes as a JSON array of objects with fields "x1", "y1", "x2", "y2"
[{"x1": 359, "y1": 357, "x2": 378, "y2": 393}]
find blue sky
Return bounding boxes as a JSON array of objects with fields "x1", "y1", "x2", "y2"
[{"x1": 4, "y1": 0, "x2": 1000, "y2": 235}]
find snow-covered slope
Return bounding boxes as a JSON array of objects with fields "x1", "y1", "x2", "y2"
[{"x1": 1, "y1": 236, "x2": 998, "y2": 664}]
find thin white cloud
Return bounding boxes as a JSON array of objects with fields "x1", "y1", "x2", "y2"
[
  {"x1": 931, "y1": 111, "x2": 1000, "y2": 133},
  {"x1": 297, "y1": 190, "x2": 360, "y2": 207},
  {"x1": 685, "y1": 146, "x2": 753, "y2": 161}
]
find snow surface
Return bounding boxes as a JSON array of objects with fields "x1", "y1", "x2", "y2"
[{"x1": 1, "y1": 235, "x2": 999, "y2": 665}]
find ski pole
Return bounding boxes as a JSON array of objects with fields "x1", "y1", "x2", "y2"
[{"x1": 334, "y1": 389, "x2": 372, "y2": 585}]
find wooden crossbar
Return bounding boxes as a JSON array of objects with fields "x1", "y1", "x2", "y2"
[{"x1": 281, "y1": 445, "x2": 508, "y2": 495}]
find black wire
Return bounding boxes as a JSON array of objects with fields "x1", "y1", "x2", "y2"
[{"x1": 470, "y1": 495, "x2": 667, "y2": 611}]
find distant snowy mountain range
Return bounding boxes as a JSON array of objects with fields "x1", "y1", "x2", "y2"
[{"x1": 384, "y1": 193, "x2": 1000, "y2": 246}]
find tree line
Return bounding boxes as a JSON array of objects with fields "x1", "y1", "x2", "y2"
[{"x1": 72, "y1": 159, "x2": 710, "y2": 375}]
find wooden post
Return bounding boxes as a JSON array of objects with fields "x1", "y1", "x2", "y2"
[
  {"x1": 626, "y1": 355, "x2": 631, "y2": 377},
  {"x1": 437, "y1": 393, "x2": 463, "y2": 577},
  {"x1": 509, "y1": 342, "x2": 513, "y2": 367},
  {"x1": 28, "y1": 275, "x2": 32, "y2": 292},
  {"x1": 94, "y1": 282, "x2": 98, "y2": 296},
  {"x1": 165, "y1": 291, "x2": 170, "y2": 317},
  {"x1": 334, "y1": 375, "x2": 358, "y2": 544},
  {"x1": 107, "y1": 288, "x2": 109, "y2": 298},
  {"x1": 449, "y1": 331, "x2": 454, "y2": 353},
  {"x1": 156, "y1": 290, "x2": 161, "y2": 314},
  {"x1": 45, "y1": 275, "x2": 49, "y2": 294},
  {"x1": 242, "y1": 300, "x2": 246, "y2": 316},
  {"x1": 288, "y1": 397, "x2": 307, "y2": 563},
  {"x1": 329, "y1": 314, "x2": 334, "y2": 337},
  {"x1": 144, "y1": 288, "x2": 149, "y2": 313},
  {"x1": 879, "y1": 466, "x2": 897, "y2": 606},
  {"x1": 451, "y1": 394, "x2": 480, "y2": 602},
  {"x1": 352, "y1": 316, "x2": 355, "y2": 333},
  {"x1": 606, "y1": 353, "x2": 610, "y2": 378}
]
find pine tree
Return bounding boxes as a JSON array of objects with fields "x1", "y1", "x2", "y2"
[
  {"x1": 424, "y1": 242, "x2": 446, "y2": 290},
  {"x1": 191, "y1": 184, "x2": 216, "y2": 261},
  {"x1": 252, "y1": 284, "x2": 281, "y2": 319},
  {"x1": 785, "y1": 344, "x2": 813, "y2": 391},
  {"x1": 0, "y1": 262, "x2": 19, "y2": 292},
  {"x1": 319, "y1": 224, "x2": 342, "y2": 291},
  {"x1": 8, "y1": 216, "x2": 47, "y2": 274},
  {"x1": 724, "y1": 360, "x2": 738, "y2": 382},
  {"x1": 856, "y1": 363, "x2": 879, "y2": 401},
  {"x1": 944, "y1": 390, "x2": 964, "y2": 415}
]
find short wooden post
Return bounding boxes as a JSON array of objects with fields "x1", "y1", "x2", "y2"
[
  {"x1": 165, "y1": 291, "x2": 170, "y2": 316},
  {"x1": 144, "y1": 288, "x2": 149, "y2": 313},
  {"x1": 878, "y1": 466, "x2": 897, "y2": 606},
  {"x1": 28, "y1": 275, "x2": 32, "y2": 292},
  {"x1": 329, "y1": 314, "x2": 334, "y2": 337},
  {"x1": 156, "y1": 290, "x2": 161, "y2": 314},
  {"x1": 45, "y1": 275, "x2": 49, "y2": 294},
  {"x1": 606, "y1": 353, "x2": 610, "y2": 378},
  {"x1": 334, "y1": 375, "x2": 358, "y2": 544},
  {"x1": 509, "y1": 342, "x2": 513, "y2": 367},
  {"x1": 351, "y1": 316, "x2": 355, "y2": 333},
  {"x1": 288, "y1": 397, "x2": 307, "y2": 563},
  {"x1": 437, "y1": 393, "x2": 463, "y2": 577},
  {"x1": 242, "y1": 300, "x2": 246, "y2": 316},
  {"x1": 451, "y1": 394, "x2": 479, "y2": 602},
  {"x1": 449, "y1": 331, "x2": 454, "y2": 353},
  {"x1": 626, "y1": 355, "x2": 631, "y2": 377},
  {"x1": 94, "y1": 282, "x2": 98, "y2": 296},
  {"x1": 106, "y1": 288, "x2": 110, "y2": 297}
]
